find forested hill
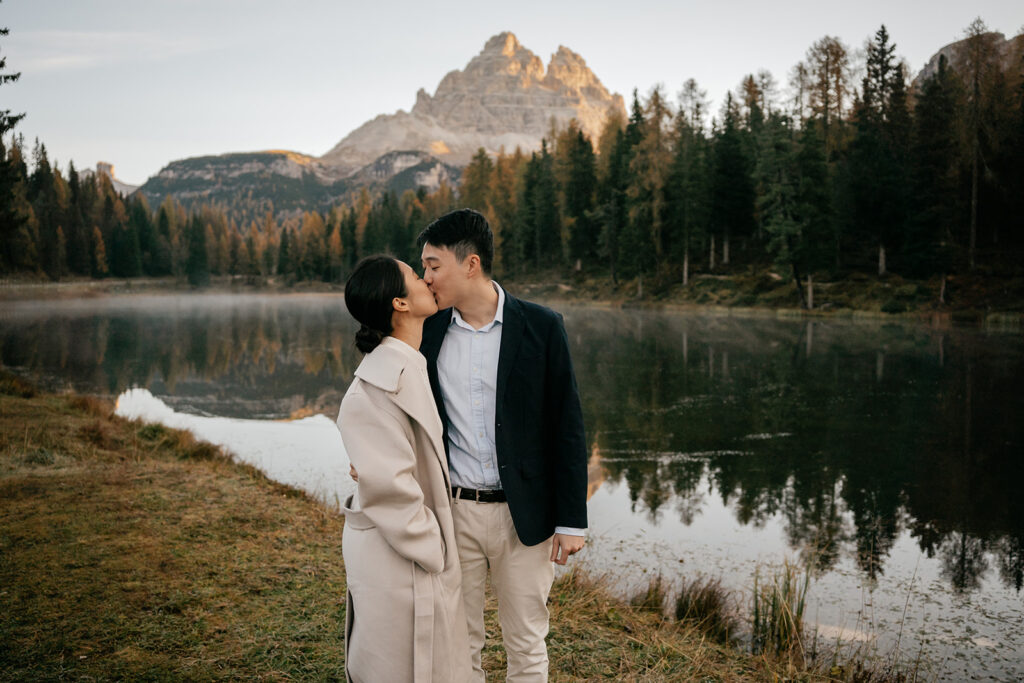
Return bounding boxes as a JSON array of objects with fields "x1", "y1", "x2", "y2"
[
  {"x1": 1, "y1": 22, "x2": 1022, "y2": 314},
  {"x1": 136, "y1": 151, "x2": 461, "y2": 226}
]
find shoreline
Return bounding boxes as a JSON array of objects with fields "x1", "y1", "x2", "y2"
[
  {"x1": 0, "y1": 376, "x2": 912, "y2": 681},
  {"x1": 3, "y1": 273, "x2": 1022, "y2": 332}
]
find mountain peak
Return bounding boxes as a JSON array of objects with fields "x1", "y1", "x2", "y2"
[
  {"x1": 484, "y1": 31, "x2": 523, "y2": 57},
  {"x1": 321, "y1": 33, "x2": 625, "y2": 173}
]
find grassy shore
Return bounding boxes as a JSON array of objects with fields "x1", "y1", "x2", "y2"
[
  {"x1": 1, "y1": 374, "x2": 910, "y2": 681},
  {"x1": 512, "y1": 268, "x2": 1024, "y2": 327}
]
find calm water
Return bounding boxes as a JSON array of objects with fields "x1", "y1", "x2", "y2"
[{"x1": 3, "y1": 294, "x2": 1023, "y2": 680}]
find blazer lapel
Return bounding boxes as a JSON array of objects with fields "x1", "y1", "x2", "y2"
[
  {"x1": 420, "y1": 310, "x2": 450, "y2": 427},
  {"x1": 496, "y1": 293, "x2": 524, "y2": 413}
]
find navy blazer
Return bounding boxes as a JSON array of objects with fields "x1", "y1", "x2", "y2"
[{"x1": 420, "y1": 291, "x2": 588, "y2": 546}]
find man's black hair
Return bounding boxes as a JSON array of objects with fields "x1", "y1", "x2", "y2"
[{"x1": 416, "y1": 208, "x2": 494, "y2": 274}]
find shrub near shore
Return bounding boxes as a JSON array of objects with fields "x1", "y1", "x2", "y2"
[{"x1": 1, "y1": 375, "x2": 910, "y2": 681}]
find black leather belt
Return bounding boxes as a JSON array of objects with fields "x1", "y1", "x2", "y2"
[{"x1": 454, "y1": 487, "x2": 506, "y2": 503}]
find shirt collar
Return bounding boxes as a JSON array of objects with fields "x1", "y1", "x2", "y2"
[{"x1": 450, "y1": 281, "x2": 505, "y2": 332}]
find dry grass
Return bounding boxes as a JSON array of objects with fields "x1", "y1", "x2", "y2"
[
  {"x1": 675, "y1": 576, "x2": 740, "y2": 645},
  {"x1": 0, "y1": 378, "x2": 348, "y2": 680},
  {"x1": 0, "y1": 374, "x2": 916, "y2": 682}
]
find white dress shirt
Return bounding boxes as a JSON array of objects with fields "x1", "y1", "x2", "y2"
[{"x1": 437, "y1": 282, "x2": 584, "y2": 538}]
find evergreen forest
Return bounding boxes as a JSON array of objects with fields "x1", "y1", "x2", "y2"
[{"x1": 2, "y1": 22, "x2": 1023, "y2": 308}]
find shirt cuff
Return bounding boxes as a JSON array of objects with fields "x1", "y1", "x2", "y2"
[{"x1": 554, "y1": 526, "x2": 586, "y2": 537}]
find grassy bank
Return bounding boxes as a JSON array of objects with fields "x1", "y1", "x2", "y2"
[
  {"x1": 512, "y1": 268, "x2": 1024, "y2": 326},
  {"x1": 1, "y1": 375, "x2": 908, "y2": 681}
]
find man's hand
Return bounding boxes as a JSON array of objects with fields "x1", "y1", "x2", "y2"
[
  {"x1": 349, "y1": 464, "x2": 359, "y2": 482},
  {"x1": 550, "y1": 533, "x2": 585, "y2": 565}
]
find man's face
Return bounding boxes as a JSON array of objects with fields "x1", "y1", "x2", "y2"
[{"x1": 420, "y1": 243, "x2": 465, "y2": 310}]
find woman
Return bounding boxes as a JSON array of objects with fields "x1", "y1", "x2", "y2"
[{"x1": 337, "y1": 255, "x2": 470, "y2": 683}]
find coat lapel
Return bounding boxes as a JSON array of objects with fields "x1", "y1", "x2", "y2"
[
  {"x1": 354, "y1": 342, "x2": 452, "y2": 491},
  {"x1": 390, "y1": 378, "x2": 451, "y2": 490}
]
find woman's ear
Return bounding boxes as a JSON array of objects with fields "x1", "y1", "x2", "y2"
[{"x1": 392, "y1": 296, "x2": 410, "y2": 312}]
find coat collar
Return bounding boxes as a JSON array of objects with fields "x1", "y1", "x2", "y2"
[{"x1": 353, "y1": 336, "x2": 421, "y2": 393}]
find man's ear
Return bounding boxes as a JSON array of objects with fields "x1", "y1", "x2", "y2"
[{"x1": 465, "y1": 253, "x2": 481, "y2": 278}]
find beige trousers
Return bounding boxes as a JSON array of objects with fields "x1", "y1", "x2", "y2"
[{"x1": 452, "y1": 498, "x2": 555, "y2": 683}]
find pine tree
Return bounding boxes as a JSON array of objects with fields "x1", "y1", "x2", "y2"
[
  {"x1": 29, "y1": 141, "x2": 65, "y2": 279},
  {"x1": 460, "y1": 148, "x2": 494, "y2": 214},
  {"x1": 756, "y1": 112, "x2": 831, "y2": 306},
  {"x1": 261, "y1": 210, "x2": 277, "y2": 275},
  {"x1": 710, "y1": 93, "x2": 755, "y2": 269},
  {"x1": 518, "y1": 141, "x2": 561, "y2": 269},
  {"x1": 65, "y1": 162, "x2": 91, "y2": 275},
  {"x1": 186, "y1": 215, "x2": 210, "y2": 287},
  {"x1": 614, "y1": 90, "x2": 649, "y2": 280},
  {"x1": 625, "y1": 86, "x2": 672, "y2": 278},
  {"x1": 353, "y1": 187, "x2": 372, "y2": 260},
  {"x1": 845, "y1": 25, "x2": 911, "y2": 275},
  {"x1": 489, "y1": 147, "x2": 524, "y2": 276},
  {"x1": 127, "y1": 195, "x2": 155, "y2": 274},
  {"x1": 298, "y1": 210, "x2": 327, "y2": 280},
  {"x1": 961, "y1": 18, "x2": 999, "y2": 270},
  {"x1": 666, "y1": 80, "x2": 712, "y2": 284},
  {"x1": 277, "y1": 225, "x2": 292, "y2": 278},
  {"x1": 555, "y1": 124, "x2": 597, "y2": 269},
  {"x1": 909, "y1": 55, "x2": 962, "y2": 276},
  {"x1": 340, "y1": 208, "x2": 358, "y2": 269},
  {"x1": 594, "y1": 106, "x2": 630, "y2": 283},
  {"x1": 91, "y1": 226, "x2": 108, "y2": 277},
  {"x1": 805, "y1": 36, "x2": 851, "y2": 157},
  {"x1": 0, "y1": 9, "x2": 28, "y2": 273}
]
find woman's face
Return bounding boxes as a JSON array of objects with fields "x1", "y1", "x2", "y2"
[{"x1": 397, "y1": 260, "x2": 438, "y2": 318}]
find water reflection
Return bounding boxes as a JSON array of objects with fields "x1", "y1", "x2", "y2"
[
  {"x1": 1, "y1": 295, "x2": 358, "y2": 418},
  {"x1": 2, "y1": 297, "x2": 1023, "y2": 595},
  {"x1": 560, "y1": 308, "x2": 1024, "y2": 595}
]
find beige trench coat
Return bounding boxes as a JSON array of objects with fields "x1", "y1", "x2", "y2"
[{"x1": 337, "y1": 336, "x2": 470, "y2": 683}]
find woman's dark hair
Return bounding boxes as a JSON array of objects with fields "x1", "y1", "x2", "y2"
[
  {"x1": 416, "y1": 208, "x2": 494, "y2": 274},
  {"x1": 344, "y1": 255, "x2": 407, "y2": 354}
]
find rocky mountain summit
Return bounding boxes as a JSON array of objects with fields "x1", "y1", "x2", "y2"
[
  {"x1": 913, "y1": 31, "x2": 1024, "y2": 87},
  {"x1": 82, "y1": 162, "x2": 139, "y2": 196},
  {"x1": 320, "y1": 32, "x2": 626, "y2": 174},
  {"x1": 138, "y1": 32, "x2": 623, "y2": 215}
]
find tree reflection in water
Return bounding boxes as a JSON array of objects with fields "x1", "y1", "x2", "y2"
[
  {"x1": 2, "y1": 298, "x2": 1023, "y2": 593},
  {"x1": 562, "y1": 307, "x2": 1024, "y2": 594}
]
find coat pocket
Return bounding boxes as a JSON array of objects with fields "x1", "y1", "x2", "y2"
[{"x1": 341, "y1": 495, "x2": 377, "y2": 530}]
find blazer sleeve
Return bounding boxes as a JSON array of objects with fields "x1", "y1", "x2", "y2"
[
  {"x1": 339, "y1": 389, "x2": 445, "y2": 574},
  {"x1": 544, "y1": 313, "x2": 589, "y2": 529}
]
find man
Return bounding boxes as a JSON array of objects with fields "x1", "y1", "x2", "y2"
[{"x1": 418, "y1": 208, "x2": 588, "y2": 682}]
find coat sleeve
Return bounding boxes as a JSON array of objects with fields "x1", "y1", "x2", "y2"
[
  {"x1": 544, "y1": 313, "x2": 589, "y2": 529},
  {"x1": 339, "y1": 389, "x2": 445, "y2": 574}
]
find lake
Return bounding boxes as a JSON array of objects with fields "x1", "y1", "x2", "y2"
[{"x1": 2, "y1": 293, "x2": 1022, "y2": 680}]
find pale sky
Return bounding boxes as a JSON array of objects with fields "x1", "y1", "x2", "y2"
[{"x1": 3, "y1": 0, "x2": 1021, "y2": 185}]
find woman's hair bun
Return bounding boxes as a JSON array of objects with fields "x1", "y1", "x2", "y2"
[{"x1": 355, "y1": 324, "x2": 386, "y2": 354}]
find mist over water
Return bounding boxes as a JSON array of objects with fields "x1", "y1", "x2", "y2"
[{"x1": 3, "y1": 293, "x2": 1023, "y2": 679}]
